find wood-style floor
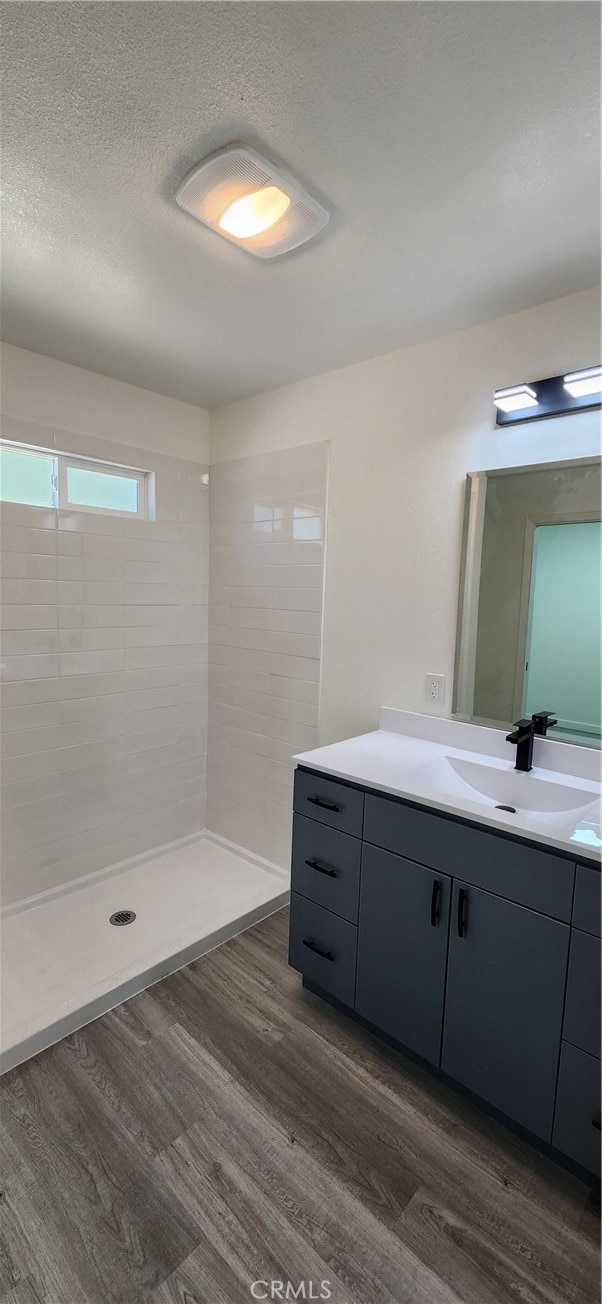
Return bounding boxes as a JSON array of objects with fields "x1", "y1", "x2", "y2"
[{"x1": 1, "y1": 906, "x2": 599, "y2": 1304}]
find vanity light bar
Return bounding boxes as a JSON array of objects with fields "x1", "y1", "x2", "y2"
[{"x1": 494, "y1": 367, "x2": 602, "y2": 427}]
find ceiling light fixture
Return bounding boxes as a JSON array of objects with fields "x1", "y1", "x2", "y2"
[
  {"x1": 175, "y1": 145, "x2": 329, "y2": 259},
  {"x1": 493, "y1": 384, "x2": 538, "y2": 413},
  {"x1": 563, "y1": 366, "x2": 602, "y2": 398}
]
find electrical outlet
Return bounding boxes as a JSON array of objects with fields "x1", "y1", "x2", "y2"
[{"x1": 426, "y1": 673, "x2": 446, "y2": 706}]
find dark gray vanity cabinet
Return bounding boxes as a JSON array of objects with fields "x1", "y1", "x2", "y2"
[
  {"x1": 441, "y1": 883, "x2": 569, "y2": 1140},
  {"x1": 355, "y1": 845, "x2": 451, "y2": 1066},
  {"x1": 289, "y1": 767, "x2": 601, "y2": 1181}
]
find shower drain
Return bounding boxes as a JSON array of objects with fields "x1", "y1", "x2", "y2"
[{"x1": 109, "y1": 910, "x2": 137, "y2": 926}]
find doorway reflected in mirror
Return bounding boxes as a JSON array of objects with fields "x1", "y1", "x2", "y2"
[{"x1": 454, "y1": 459, "x2": 602, "y2": 746}]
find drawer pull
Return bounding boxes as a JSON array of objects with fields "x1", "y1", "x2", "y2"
[
  {"x1": 307, "y1": 796, "x2": 341, "y2": 813},
  {"x1": 303, "y1": 938, "x2": 335, "y2": 962},
  {"x1": 305, "y1": 858, "x2": 338, "y2": 879},
  {"x1": 592, "y1": 1117, "x2": 602, "y2": 1132},
  {"x1": 457, "y1": 887, "x2": 468, "y2": 938},
  {"x1": 430, "y1": 879, "x2": 442, "y2": 927}
]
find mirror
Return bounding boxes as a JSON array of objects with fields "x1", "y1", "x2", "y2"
[{"x1": 453, "y1": 458, "x2": 601, "y2": 746}]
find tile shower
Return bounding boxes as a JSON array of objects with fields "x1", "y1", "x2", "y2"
[
  {"x1": 208, "y1": 441, "x2": 328, "y2": 867},
  {"x1": 1, "y1": 435, "x2": 209, "y2": 906},
  {"x1": 0, "y1": 428, "x2": 328, "y2": 1069}
]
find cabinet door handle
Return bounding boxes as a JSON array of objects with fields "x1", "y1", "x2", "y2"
[
  {"x1": 303, "y1": 938, "x2": 335, "y2": 962},
  {"x1": 307, "y1": 796, "x2": 341, "y2": 813},
  {"x1": 592, "y1": 1117, "x2": 602, "y2": 1132},
  {"x1": 430, "y1": 879, "x2": 442, "y2": 927},
  {"x1": 457, "y1": 887, "x2": 468, "y2": 938},
  {"x1": 305, "y1": 858, "x2": 338, "y2": 878}
]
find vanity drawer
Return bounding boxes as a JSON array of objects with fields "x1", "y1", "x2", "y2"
[
  {"x1": 563, "y1": 928, "x2": 601, "y2": 1060},
  {"x1": 288, "y1": 893, "x2": 357, "y2": 1007},
  {"x1": 552, "y1": 1042, "x2": 601, "y2": 1177},
  {"x1": 294, "y1": 769, "x2": 364, "y2": 838},
  {"x1": 291, "y1": 814, "x2": 361, "y2": 923},
  {"x1": 363, "y1": 794, "x2": 575, "y2": 920},
  {"x1": 572, "y1": 865, "x2": 601, "y2": 937}
]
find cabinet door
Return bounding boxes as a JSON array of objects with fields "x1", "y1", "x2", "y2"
[
  {"x1": 572, "y1": 864, "x2": 601, "y2": 936},
  {"x1": 355, "y1": 845, "x2": 451, "y2": 1066},
  {"x1": 563, "y1": 928, "x2": 601, "y2": 1060},
  {"x1": 442, "y1": 883, "x2": 569, "y2": 1141},
  {"x1": 553, "y1": 1041, "x2": 601, "y2": 1178}
]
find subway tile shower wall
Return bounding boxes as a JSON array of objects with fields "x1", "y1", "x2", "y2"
[
  {"x1": 0, "y1": 431, "x2": 209, "y2": 906},
  {"x1": 207, "y1": 442, "x2": 328, "y2": 867}
]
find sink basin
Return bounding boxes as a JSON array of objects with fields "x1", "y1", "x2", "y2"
[
  {"x1": 410, "y1": 753, "x2": 599, "y2": 822},
  {"x1": 447, "y1": 757, "x2": 595, "y2": 813}
]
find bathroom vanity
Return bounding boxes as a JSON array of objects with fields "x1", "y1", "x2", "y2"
[{"x1": 288, "y1": 710, "x2": 601, "y2": 1183}]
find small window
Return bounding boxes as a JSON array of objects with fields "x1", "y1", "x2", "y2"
[
  {"x1": 0, "y1": 442, "x2": 150, "y2": 519},
  {"x1": 0, "y1": 445, "x2": 56, "y2": 508},
  {"x1": 59, "y1": 458, "x2": 146, "y2": 517}
]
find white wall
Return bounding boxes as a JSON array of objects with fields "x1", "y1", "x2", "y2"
[
  {"x1": 210, "y1": 287, "x2": 601, "y2": 745},
  {"x1": 1, "y1": 343, "x2": 210, "y2": 463}
]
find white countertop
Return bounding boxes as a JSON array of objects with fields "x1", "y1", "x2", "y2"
[{"x1": 294, "y1": 710, "x2": 601, "y2": 862}]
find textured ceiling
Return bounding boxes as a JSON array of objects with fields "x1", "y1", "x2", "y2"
[{"x1": 1, "y1": 2, "x2": 600, "y2": 410}]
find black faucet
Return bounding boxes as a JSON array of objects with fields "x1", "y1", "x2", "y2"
[
  {"x1": 531, "y1": 710, "x2": 557, "y2": 737},
  {"x1": 506, "y1": 719, "x2": 535, "y2": 772}
]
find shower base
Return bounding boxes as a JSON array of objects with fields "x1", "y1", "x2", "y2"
[{"x1": 1, "y1": 832, "x2": 289, "y2": 1073}]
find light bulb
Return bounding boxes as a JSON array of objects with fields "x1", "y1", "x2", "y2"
[
  {"x1": 219, "y1": 186, "x2": 290, "y2": 239},
  {"x1": 563, "y1": 367, "x2": 602, "y2": 398},
  {"x1": 493, "y1": 385, "x2": 538, "y2": 413}
]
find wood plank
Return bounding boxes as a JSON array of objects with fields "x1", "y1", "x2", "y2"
[
  {"x1": 148, "y1": 1241, "x2": 266, "y2": 1304},
  {"x1": 58, "y1": 1016, "x2": 204, "y2": 1157},
  {"x1": 0, "y1": 1049, "x2": 199, "y2": 1301},
  {"x1": 150, "y1": 1024, "x2": 454, "y2": 1304},
  {"x1": 0, "y1": 1280, "x2": 46, "y2": 1304},
  {"x1": 99, "y1": 985, "x2": 174, "y2": 1049},
  {"x1": 397, "y1": 1186, "x2": 591, "y2": 1304},
  {"x1": 0, "y1": 1130, "x2": 89, "y2": 1303},
  {"x1": 142, "y1": 971, "x2": 420, "y2": 1222}
]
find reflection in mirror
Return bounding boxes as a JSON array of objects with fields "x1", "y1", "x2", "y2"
[{"x1": 453, "y1": 459, "x2": 601, "y2": 746}]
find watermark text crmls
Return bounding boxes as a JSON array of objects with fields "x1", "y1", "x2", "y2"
[{"x1": 250, "y1": 1282, "x2": 332, "y2": 1301}]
